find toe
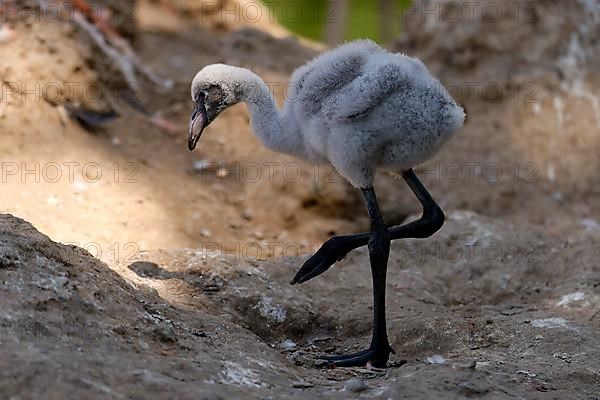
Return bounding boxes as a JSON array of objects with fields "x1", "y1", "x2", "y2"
[
  {"x1": 320, "y1": 349, "x2": 370, "y2": 361},
  {"x1": 327, "y1": 351, "x2": 375, "y2": 368}
]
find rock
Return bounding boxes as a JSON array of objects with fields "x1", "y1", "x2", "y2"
[
  {"x1": 343, "y1": 378, "x2": 368, "y2": 393},
  {"x1": 280, "y1": 339, "x2": 297, "y2": 351},
  {"x1": 556, "y1": 292, "x2": 586, "y2": 307},
  {"x1": 291, "y1": 381, "x2": 313, "y2": 389},
  {"x1": 192, "y1": 160, "x2": 216, "y2": 172},
  {"x1": 152, "y1": 323, "x2": 177, "y2": 343},
  {"x1": 242, "y1": 208, "x2": 254, "y2": 220},
  {"x1": 426, "y1": 355, "x2": 446, "y2": 365},
  {"x1": 530, "y1": 318, "x2": 571, "y2": 329},
  {"x1": 200, "y1": 229, "x2": 212, "y2": 237}
]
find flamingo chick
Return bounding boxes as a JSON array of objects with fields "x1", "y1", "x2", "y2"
[{"x1": 188, "y1": 40, "x2": 465, "y2": 368}]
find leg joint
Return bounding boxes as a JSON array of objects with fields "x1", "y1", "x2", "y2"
[
  {"x1": 428, "y1": 205, "x2": 445, "y2": 232},
  {"x1": 415, "y1": 205, "x2": 445, "y2": 238},
  {"x1": 368, "y1": 228, "x2": 391, "y2": 255}
]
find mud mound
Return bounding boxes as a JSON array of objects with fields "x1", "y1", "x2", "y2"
[
  {"x1": 3, "y1": 211, "x2": 595, "y2": 398},
  {"x1": 130, "y1": 211, "x2": 600, "y2": 398},
  {"x1": 0, "y1": 214, "x2": 314, "y2": 399}
]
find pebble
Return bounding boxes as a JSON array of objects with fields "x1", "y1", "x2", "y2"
[
  {"x1": 344, "y1": 378, "x2": 368, "y2": 393},
  {"x1": 192, "y1": 160, "x2": 215, "y2": 171},
  {"x1": 46, "y1": 195, "x2": 61, "y2": 207},
  {"x1": 531, "y1": 317, "x2": 570, "y2": 329},
  {"x1": 556, "y1": 292, "x2": 585, "y2": 306},
  {"x1": 0, "y1": 25, "x2": 16, "y2": 42},
  {"x1": 216, "y1": 167, "x2": 229, "y2": 178},
  {"x1": 280, "y1": 339, "x2": 297, "y2": 350},
  {"x1": 551, "y1": 192, "x2": 563, "y2": 202},
  {"x1": 200, "y1": 229, "x2": 212, "y2": 237},
  {"x1": 73, "y1": 180, "x2": 88, "y2": 193},
  {"x1": 581, "y1": 218, "x2": 600, "y2": 232},
  {"x1": 292, "y1": 381, "x2": 313, "y2": 389},
  {"x1": 242, "y1": 209, "x2": 254, "y2": 220},
  {"x1": 153, "y1": 323, "x2": 177, "y2": 343},
  {"x1": 426, "y1": 355, "x2": 446, "y2": 364}
]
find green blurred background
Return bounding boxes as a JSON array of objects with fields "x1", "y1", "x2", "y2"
[{"x1": 262, "y1": 0, "x2": 412, "y2": 44}]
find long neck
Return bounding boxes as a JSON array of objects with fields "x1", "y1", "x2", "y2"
[{"x1": 237, "y1": 71, "x2": 304, "y2": 156}]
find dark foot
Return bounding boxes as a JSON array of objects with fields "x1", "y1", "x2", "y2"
[
  {"x1": 291, "y1": 235, "x2": 363, "y2": 285},
  {"x1": 320, "y1": 345, "x2": 393, "y2": 368}
]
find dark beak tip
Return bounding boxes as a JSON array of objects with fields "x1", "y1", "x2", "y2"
[{"x1": 188, "y1": 139, "x2": 196, "y2": 151}]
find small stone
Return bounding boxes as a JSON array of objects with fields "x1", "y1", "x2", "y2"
[
  {"x1": 557, "y1": 292, "x2": 586, "y2": 307},
  {"x1": 73, "y1": 180, "x2": 88, "y2": 193},
  {"x1": 46, "y1": 195, "x2": 61, "y2": 207},
  {"x1": 280, "y1": 339, "x2": 297, "y2": 350},
  {"x1": 192, "y1": 160, "x2": 215, "y2": 171},
  {"x1": 200, "y1": 229, "x2": 212, "y2": 237},
  {"x1": 153, "y1": 323, "x2": 177, "y2": 343},
  {"x1": 0, "y1": 25, "x2": 16, "y2": 42},
  {"x1": 580, "y1": 219, "x2": 600, "y2": 232},
  {"x1": 242, "y1": 209, "x2": 254, "y2": 220},
  {"x1": 551, "y1": 191, "x2": 563, "y2": 202},
  {"x1": 216, "y1": 167, "x2": 228, "y2": 178},
  {"x1": 531, "y1": 317, "x2": 569, "y2": 329},
  {"x1": 292, "y1": 381, "x2": 313, "y2": 389},
  {"x1": 426, "y1": 354, "x2": 446, "y2": 364},
  {"x1": 344, "y1": 378, "x2": 368, "y2": 393}
]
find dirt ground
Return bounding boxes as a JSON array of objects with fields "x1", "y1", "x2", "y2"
[{"x1": 0, "y1": 0, "x2": 599, "y2": 398}]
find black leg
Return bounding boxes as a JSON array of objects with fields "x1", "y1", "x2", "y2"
[
  {"x1": 320, "y1": 187, "x2": 392, "y2": 368},
  {"x1": 291, "y1": 169, "x2": 444, "y2": 285}
]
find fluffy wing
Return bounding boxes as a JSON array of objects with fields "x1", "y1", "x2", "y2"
[
  {"x1": 287, "y1": 40, "x2": 385, "y2": 116},
  {"x1": 323, "y1": 59, "x2": 413, "y2": 122}
]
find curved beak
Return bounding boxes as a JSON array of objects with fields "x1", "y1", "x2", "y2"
[{"x1": 188, "y1": 100, "x2": 208, "y2": 151}]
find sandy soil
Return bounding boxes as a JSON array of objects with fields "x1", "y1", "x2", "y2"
[
  {"x1": 0, "y1": 0, "x2": 351, "y2": 262},
  {"x1": 1, "y1": 0, "x2": 599, "y2": 398}
]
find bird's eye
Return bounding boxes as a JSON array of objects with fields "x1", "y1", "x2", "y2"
[{"x1": 195, "y1": 91, "x2": 207, "y2": 102}]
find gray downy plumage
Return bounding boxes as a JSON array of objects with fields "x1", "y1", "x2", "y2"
[{"x1": 189, "y1": 39, "x2": 465, "y2": 188}]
